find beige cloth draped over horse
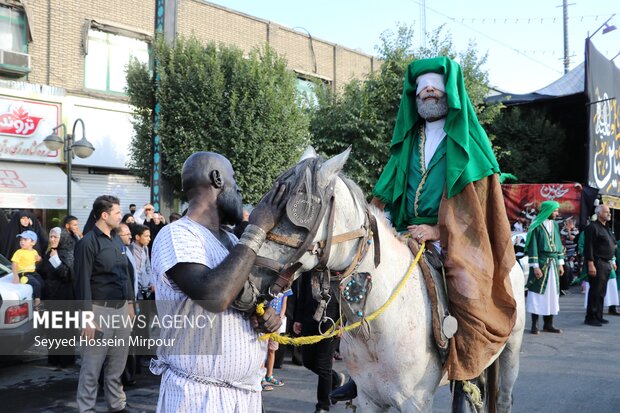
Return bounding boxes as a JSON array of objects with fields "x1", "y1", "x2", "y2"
[{"x1": 438, "y1": 173, "x2": 517, "y2": 380}]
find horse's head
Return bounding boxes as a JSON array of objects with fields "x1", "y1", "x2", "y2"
[{"x1": 249, "y1": 146, "x2": 374, "y2": 300}]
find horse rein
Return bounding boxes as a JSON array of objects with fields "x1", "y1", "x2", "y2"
[{"x1": 253, "y1": 178, "x2": 381, "y2": 298}]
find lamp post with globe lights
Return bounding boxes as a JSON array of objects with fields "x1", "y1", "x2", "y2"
[{"x1": 43, "y1": 118, "x2": 95, "y2": 215}]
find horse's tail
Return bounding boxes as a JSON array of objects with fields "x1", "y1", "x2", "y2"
[{"x1": 487, "y1": 358, "x2": 499, "y2": 413}]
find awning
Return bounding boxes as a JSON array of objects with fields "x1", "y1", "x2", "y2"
[
  {"x1": 0, "y1": 161, "x2": 89, "y2": 209},
  {"x1": 485, "y1": 62, "x2": 585, "y2": 105}
]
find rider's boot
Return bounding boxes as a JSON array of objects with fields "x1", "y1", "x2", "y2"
[{"x1": 330, "y1": 379, "x2": 357, "y2": 404}]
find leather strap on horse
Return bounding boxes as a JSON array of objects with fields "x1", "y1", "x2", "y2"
[
  {"x1": 259, "y1": 242, "x2": 426, "y2": 346},
  {"x1": 258, "y1": 181, "x2": 337, "y2": 297},
  {"x1": 368, "y1": 211, "x2": 381, "y2": 268},
  {"x1": 407, "y1": 239, "x2": 449, "y2": 359},
  {"x1": 316, "y1": 191, "x2": 336, "y2": 271},
  {"x1": 330, "y1": 207, "x2": 380, "y2": 281}
]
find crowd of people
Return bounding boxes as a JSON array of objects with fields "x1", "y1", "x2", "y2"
[
  {"x1": 0, "y1": 203, "x2": 186, "y2": 412},
  {"x1": 0, "y1": 190, "x2": 338, "y2": 413},
  {"x1": 514, "y1": 202, "x2": 620, "y2": 336}
]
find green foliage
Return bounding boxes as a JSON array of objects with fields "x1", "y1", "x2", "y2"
[
  {"x1": 309, "y1": 24, "x2": 503, "y2": 197},
  {"x1": 126, "y1": 37, "x2": 309, "y2": 204},
  {"x1": 489, "y1": 107, "x2": 568, "y2": 182}
]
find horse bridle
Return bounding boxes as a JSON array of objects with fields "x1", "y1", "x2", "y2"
[{"x1": 253, "y1": 178, "x2": 381, "y2": 299}]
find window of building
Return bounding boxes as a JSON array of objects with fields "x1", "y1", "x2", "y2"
[
  {"x1": 296, "y1": 77, "x2": 319, "y2": 107},
  {"x1": 84, "y1": 29, "x2": 149, "y2": 94},
  {"x1": 0, "y1": 6, "x2": 27, "y2": 53}
]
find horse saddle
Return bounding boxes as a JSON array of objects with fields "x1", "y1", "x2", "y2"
[{"x1": 408, "y1": 240, "x2": 457, "y2": 364}]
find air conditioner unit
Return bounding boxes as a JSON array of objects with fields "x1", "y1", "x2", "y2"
[{"x1": 0, "y1": 49, "x2": 32, "y2": 76}]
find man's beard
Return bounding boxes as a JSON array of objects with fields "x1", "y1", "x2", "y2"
[
  {"x1": 217, "y1": 186, "x2": 244, "y2": 226},
  {"x1": 416, "y1": 95, "x2": 448, "y2": 121}
]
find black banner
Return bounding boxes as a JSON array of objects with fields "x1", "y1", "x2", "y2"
[{"x1": 587, "y1": 39, "x2": 620, "y2": 195}]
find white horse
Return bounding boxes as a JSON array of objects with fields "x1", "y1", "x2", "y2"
[{"x1": 251, "y1": 147, "x2": 525, "y2": 412}]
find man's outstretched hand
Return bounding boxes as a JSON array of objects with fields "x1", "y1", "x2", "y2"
[{"x1": 249, "y1": 182, "x2": 288, "y2": 233}]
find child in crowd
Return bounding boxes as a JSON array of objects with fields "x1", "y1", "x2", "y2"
[
  {"x1": 11, "y1": 230, "x2": 44, "y2": 310},
  {"x1": 261, "y1": 290, "x2": 292, "y2": 391}
]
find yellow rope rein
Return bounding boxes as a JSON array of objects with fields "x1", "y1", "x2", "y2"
[
  {"x1": 462, "y1": 380, "x2": 483, "y2": 407},
  {"x1": 256, "y1": 242, "x2": 426, "y2": 345}
]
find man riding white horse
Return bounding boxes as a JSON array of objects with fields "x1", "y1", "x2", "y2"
[{"x1": 331, "y1": 56, "x2": 518, "y2": 411}]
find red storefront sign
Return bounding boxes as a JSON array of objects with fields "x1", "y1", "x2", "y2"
[
  {"x1": 0, "y1": 104, "x2": 43, "y2": 137},
  {"x1": 0, "y1": 96, "x2": 61, "y2": 162}
]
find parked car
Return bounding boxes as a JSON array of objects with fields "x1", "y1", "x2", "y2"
[{"x1": 0, "y1": 253, "x2": 36, "y2": 355}]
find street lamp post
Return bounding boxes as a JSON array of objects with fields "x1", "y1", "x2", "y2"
[
  {"x1": 43, "y1": 118, "x2": 95, "y2": 215},
  {"x1": 588, "y1": 14, "x2": 617, "y2": 39}
]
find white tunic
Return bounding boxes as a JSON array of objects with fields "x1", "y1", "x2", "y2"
[
  {"x1": 150, "y1": 217, "x2": 266, "y2": 412},
  {"x1": 583, "y1": 278, "x2": 620, "y2": 308},
  {"x1": 526, "y1": 220, "x2": 563, "y2": 316},
  {"x1": 423, "y1": 118, "x2": 447, "y2": 169}
]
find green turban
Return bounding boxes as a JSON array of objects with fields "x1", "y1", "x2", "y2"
[
  {"x1": 372, "y1": 57, "x2": 500, "y2": 230},
  {"x1": 525, "y1": 200, "x2": 560, "y2": 248}
]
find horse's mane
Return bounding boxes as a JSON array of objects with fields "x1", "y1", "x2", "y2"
[
  {"x1": 340, "y1": 175, "x2": 409, "y2": 246},
  {"x1": 282, "y1": 155, "x2": 409, "y2": 247}
]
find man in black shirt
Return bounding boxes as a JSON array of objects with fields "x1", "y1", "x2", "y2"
[
  {"x1": 583, "y1": 204, "x2": 617, "y2": 327},
  {"x1": 292, "y1": 272, "x2": 346, "y2": 413},
  {"x1": 74, "y1": 195, "x2": 135, "y2": 413}
]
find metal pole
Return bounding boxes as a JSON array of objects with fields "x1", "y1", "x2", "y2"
[
  {"x1": 151, "y1": 0, "x2": 166, "y2": 214},
  {"x1": 66, "y1": 131, "x2": 73, "y2": 216},
  {"x1": 419, "y1": 0, "x2": 426, "y2": 49}
]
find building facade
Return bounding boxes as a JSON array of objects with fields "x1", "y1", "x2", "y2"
[{"x1": 0, "y1": 0, "x2": 378, "y2": 227}]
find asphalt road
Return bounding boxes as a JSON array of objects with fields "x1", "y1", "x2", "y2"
[{"x1": 1, "y1": 285, "x2": 618, "y2": 412}]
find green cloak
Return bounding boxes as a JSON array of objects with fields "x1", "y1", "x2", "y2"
[
  {"x1": 373, "y1": 57, "x2": 500, "y2": 231},
  {"x1": 526, "y1": 219, "x2": 565, "y2": 294}
]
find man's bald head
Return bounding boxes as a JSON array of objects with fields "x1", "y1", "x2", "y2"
[
  {"x1": 181, "y1": 151, "x2": 244, "y2": 225},
  {"x1": 182, "y1": 152, "x2": 234, "y2": 195}
]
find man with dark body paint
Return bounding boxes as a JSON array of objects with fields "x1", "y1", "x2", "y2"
[{"x1": 150, "y1": 151, "x2": 287, "y2": 412}]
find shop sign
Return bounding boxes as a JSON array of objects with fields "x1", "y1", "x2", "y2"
[{"x1": 0, "y1": 96, "x2": 61, "y2": 162}]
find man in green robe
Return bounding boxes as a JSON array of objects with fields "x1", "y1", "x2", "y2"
[
  {"x1": 525, "y1": 201, "x2": 565, "y2": 334},
  {"x1": 332, "y1": 57, "x2": 518, "y2": 411}
]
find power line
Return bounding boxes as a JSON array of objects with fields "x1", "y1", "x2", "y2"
[
  {"x1": 450, "y1": 14, "x2": 614, "y2": 25},
  {"x1": 408, "y1": 0, "x2": 565, "y2": 74}
]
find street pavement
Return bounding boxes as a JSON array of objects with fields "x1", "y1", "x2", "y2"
[{"x1": 1, "y1": 285, "x2": 619, "y2": 412}]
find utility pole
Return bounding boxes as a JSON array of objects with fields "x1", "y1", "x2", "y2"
[
  {"x1": 562, "y1": 0, "x2": 569, "y2": 73},
  {"x1": 560, "y1": 0, "x2": 575, "y2": 74},
  {"x1": 420, "y1": 0, "x2": 426, "y2": 48}
]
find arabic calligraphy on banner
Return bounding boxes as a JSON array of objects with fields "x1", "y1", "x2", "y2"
[
  {"x1": 502, "y1": 183, "x2": 582, "y2": 230},
  {"x1": 587, "y1": 40, "x2": 620, "y2": 195},
  {"x1": 0, "y1": 96, "x2": 61, "y2": 162}
]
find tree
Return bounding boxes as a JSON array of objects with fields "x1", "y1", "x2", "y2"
[
  {"x1": 489, "y1": 106, "x2": 568, "y2": 183},
  {"x1": 309, "y1": 24, "x2": 503, "y2": 197},
  {"x1": 126, "y1": 37, "x2": 310, "y2": 204}
]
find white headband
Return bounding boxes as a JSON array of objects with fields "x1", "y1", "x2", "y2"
[{"x1": 416, "y1": 72, "x2": 445, "y2": 95}]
